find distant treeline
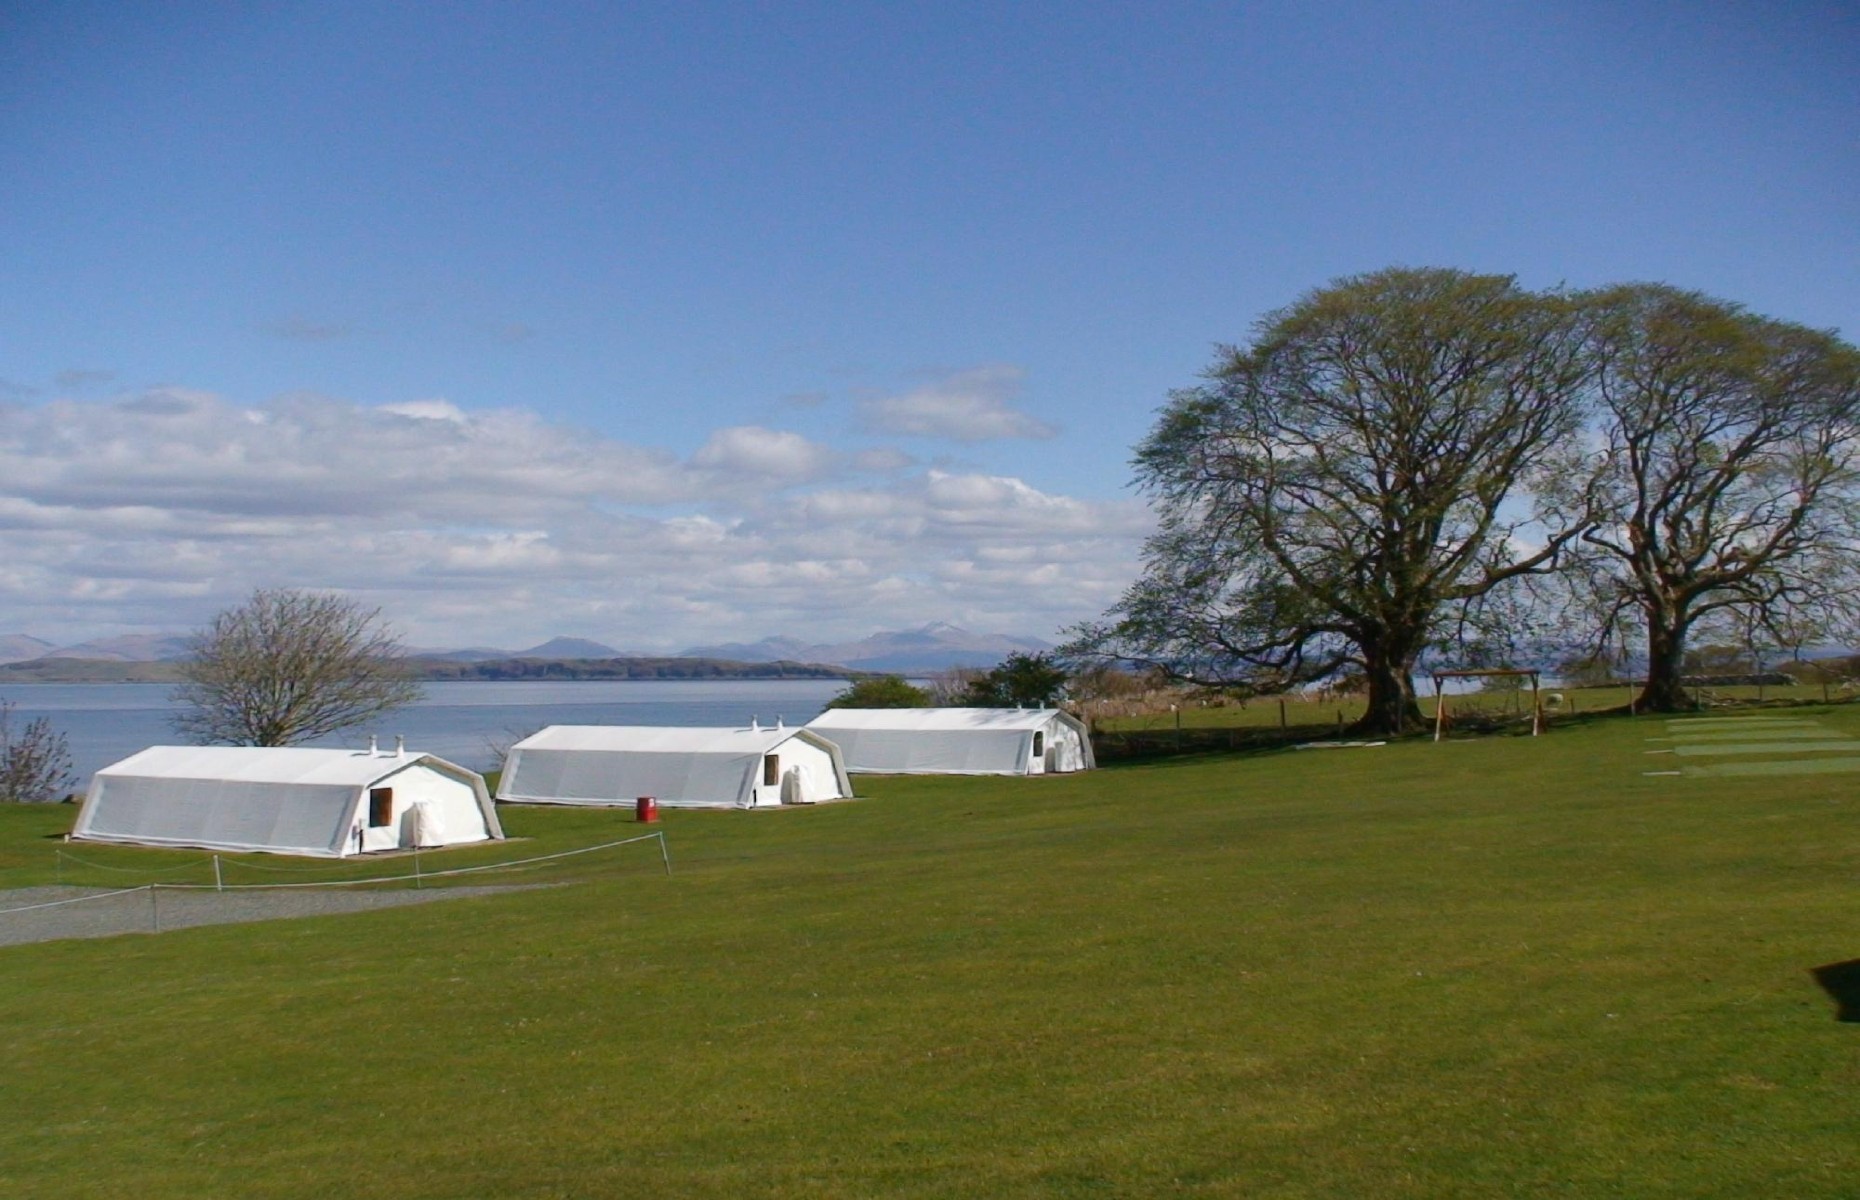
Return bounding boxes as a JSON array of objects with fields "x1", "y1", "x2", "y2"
[
  {"x1": 0, "y1": 660, "x2": 186, "y2": 684},
  {"x1": 407, "y1": 656, "x2": 858, "y2": 681}
]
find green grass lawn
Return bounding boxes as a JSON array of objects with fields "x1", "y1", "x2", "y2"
[{"x1": 3, "y1": 709, "x2": 1857, "y2": 1197}]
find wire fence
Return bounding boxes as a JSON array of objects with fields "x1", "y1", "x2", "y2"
[
  {"x1": 174, "y1": 831, "x2": 671, "y2": 892},
  {"x1": 1, "y1": 831, "x2": 671, "y2": 937}
]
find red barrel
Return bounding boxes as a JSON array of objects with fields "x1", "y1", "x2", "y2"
[{"x1": 636, "y1": 795, "x2": 660, "y2": 823}]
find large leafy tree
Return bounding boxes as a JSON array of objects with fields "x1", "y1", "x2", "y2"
[
  {"x1": 826, "y1": 675, "x2": 930, "y2": 709},
  {"x1": 173, "y1": 588, "x2": 424, "y2": 746},
  {"x1": 962, "y1": 652, "x2": 1069, "y2": 708},
  {"x1": 1572, "y1": 285, "x2": 1860, "y2": 711},
  {"x1": 1070, "y1": 268, "x2": 1591, "y2": 735}
]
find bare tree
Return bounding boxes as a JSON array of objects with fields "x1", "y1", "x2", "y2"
[
  {"x1": 925, "y1": 666, "x2": 985, "y2": 706},
  {"x1": 1572, "y1": 285, "x2": 1860, "y2": 711},
  {"x1": 484, "y1": 723, "x2": 544, "y2": 782},
  {"x1": 0, "y1": 702, "x2": 76, "y2": 802},
  {"x1": 173, "y1": 589, "x2": 424, "y2": 746},
  {"x1": 1069, "y1": 268, "x2": 1592, "y2": 735}
]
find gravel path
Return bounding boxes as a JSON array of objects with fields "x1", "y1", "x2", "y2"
[{"x1": 0, "y1": 883, "x2": 545, "y2": 948}]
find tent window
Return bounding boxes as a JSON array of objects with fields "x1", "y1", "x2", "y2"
[
  {"x1": 368, "y1": 788, "x2": 394, "y2": 828},
  {"x1": 1032, "y1": 732, "x2": 1045, "y2": 756},
  {"x1": 763, "y1": 755, "x2": 779, "y2": 786}
]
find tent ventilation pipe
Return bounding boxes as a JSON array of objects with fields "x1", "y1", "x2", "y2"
[
  {"x1": 395, "y1": 735, "x2": 406, "y2": 759},
  {"x1": 750, "y1": 717, "x2": 760, "y2": 732},
  {"x1": 368, "y1": 735, "x2": 378, "y2": 755}
]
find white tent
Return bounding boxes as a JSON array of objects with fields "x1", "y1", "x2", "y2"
[
  {"x1": 497, "y1": 725, "x2": 853, "y2": 809},
  {"x1": 72, "y1": 745, "x2": 504, "y2": 858},
  {"x1": 804, "y1": 707, "x2": 1095, "y2": 775}
]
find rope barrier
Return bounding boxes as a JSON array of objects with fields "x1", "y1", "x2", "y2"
[
  {"x1": 0, "y1": 885, "x2": 153, "y2": 916},
  {"x1": 153, "y1": 832, "x2": 670, "y2": 892},
  {"x1": 218, "y1": 856, "x2": 366, "y2": 874},
  {"x1": 2, "y1": 833, "x2": 668, "y2": 916},
  {"x1": 55, "y1": 849, "x2": 214, "y2": 875}
]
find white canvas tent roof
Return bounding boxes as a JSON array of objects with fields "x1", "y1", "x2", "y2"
[
  {"x1": 72, "y1": 746, "x2": 503, "y2": 858},
  {"x1": 805, "y1": 707, "x2": 1095, "y2": 775},
  {"x1": 497, "y1": 724, "x2": 854, "y2": 809}
]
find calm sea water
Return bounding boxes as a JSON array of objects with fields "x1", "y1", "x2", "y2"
[{"x1": 0, "y1": 679, "x2": 849, "y2": 783}]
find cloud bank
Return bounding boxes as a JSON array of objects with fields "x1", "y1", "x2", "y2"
[{"x1": 0, "y1": 386, "x2": 1146, "y2": 649}]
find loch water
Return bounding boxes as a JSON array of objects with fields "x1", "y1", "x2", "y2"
[{"x1": 0, "y1": 679, "x2": 850, "y2": 783}]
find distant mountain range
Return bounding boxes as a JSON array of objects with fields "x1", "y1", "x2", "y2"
[
  {"x1": 406, "y1": 636, "x2": 631, "y2": 662},
  {"x1": 0, "y1": 633, "x2": 192, "y2": 664},
  {"x1": 0, "y1": 623, "x2": 1051, "y2": 674},
  {"x1": 0, "y1": 635, "x2": 54, "y2": 663},
  {"x1": 680, "y1": 622, "x2": 1052, "y2": 673}
]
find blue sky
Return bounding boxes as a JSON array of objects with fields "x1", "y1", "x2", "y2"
[{"x1": 1, "y1": 1, "x2": 1855, "y2": 650}]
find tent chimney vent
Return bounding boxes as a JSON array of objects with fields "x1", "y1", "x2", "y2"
[
  {"x1": 751, "y1": 717, "x2": 760, "y2": 732},
  {"x1": 395, "y1": 735, "x2": 406, "y2": 759},
  {"x1": 368, "y1": 735, "x2": 378, "y2": 755}
]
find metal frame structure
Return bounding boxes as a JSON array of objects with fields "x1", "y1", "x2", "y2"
[{"x1": 1431, "y1": 668, "x2": 1542, "y2": 742}]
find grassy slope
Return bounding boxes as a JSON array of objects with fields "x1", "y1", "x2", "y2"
[{"x1": 1, "y1": 711, "x2": 1855, "y2": 1198}]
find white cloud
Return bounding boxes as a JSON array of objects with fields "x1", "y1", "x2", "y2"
[
  {"x1": 690, "y1": 426, "x2": 838, "y2": 482},
  {"x1": 380, "y1": 398, "x2": 468, "y2": 422},
  {"x1": 858, "y1": 365, "x2": 1058, "y2": 442},
  {"x1": 0, "y1": 388, "x2": 1148, "y2": 649}
]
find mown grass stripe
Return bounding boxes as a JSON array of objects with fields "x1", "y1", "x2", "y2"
[
  {"x1": 1664, "y1": 724, "x2": 1829, "y2": 736},
  {"x1": 1683, "y1": 755, "x2": 1860, "y2": 776},
  {"x1": 1671, "y1": 741, "x2": 1859, "y2": 756},
  {"x1": 1664, "y1": 717, "x2": 1824, "y2": 727}
]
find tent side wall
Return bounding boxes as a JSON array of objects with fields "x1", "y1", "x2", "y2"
[
  {"x1": 498, "y1": 730, "x2": 855, "y2": 809},
  {"x1": 500, "y1": 747, "x2": 759, "y2": 808},
  {"x1": 73, "y1": 755, "x2": 502, "y2": 858},
  {"x1": 826, "y1": 726, "x2": 1033, "y2": 775},
  {"x1": 73, "y1": 774, "x2": 359, "y2": 857},
  {"x1": 807, "y1": 710, "x2": 1096, "y2": 776}
]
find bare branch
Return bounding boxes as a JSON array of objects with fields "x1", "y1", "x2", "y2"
[
  {"x1": 0, "y1": 702, "x2": 77, "y2": 802},
  {"x1": 172, "y1": 588, "x2": 424, "y2": 746}
]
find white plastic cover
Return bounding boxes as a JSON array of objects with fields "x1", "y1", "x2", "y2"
[
  {"x1": 804, "y1": 708, "x2": 1096, "y2": 775},
  {"x1": 404, "y1": 800, "x2": 444, "y2": 848}
]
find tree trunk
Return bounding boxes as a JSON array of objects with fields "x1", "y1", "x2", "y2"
[
  {"x1": 1355, "y1": 648, "x2": 1425, "y2": 735},
  {"x1": 1637, "y1": 612, "x2": 1692, "y2": 712}
]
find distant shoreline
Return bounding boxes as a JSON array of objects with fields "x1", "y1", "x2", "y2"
[{"x1": 0, "y1": 657, "x2": 864, "y2": 685}]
